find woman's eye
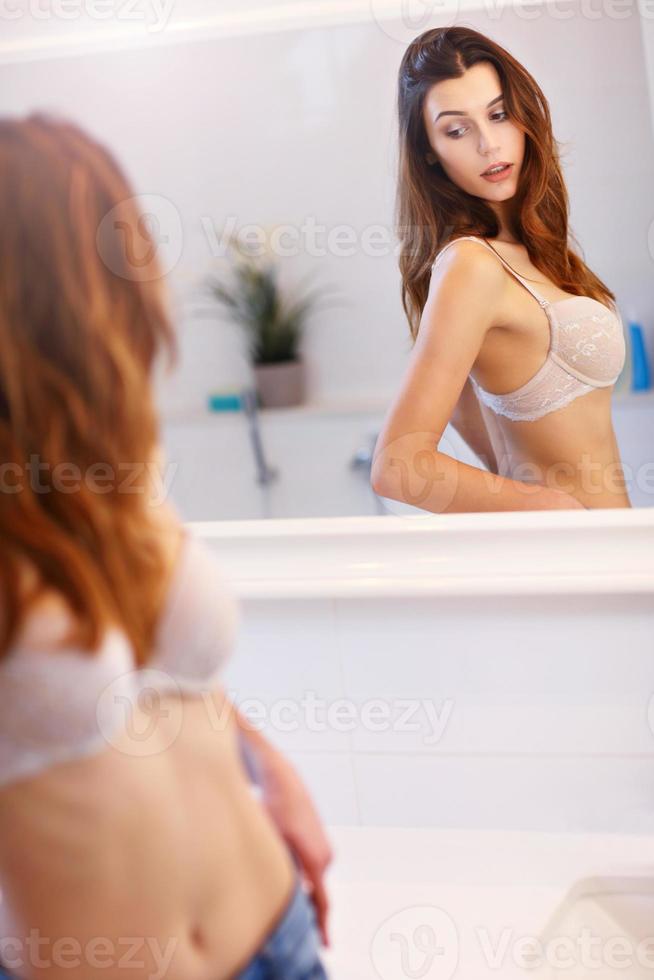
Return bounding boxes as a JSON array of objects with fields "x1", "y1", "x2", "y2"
[{"x1": 446, "y1": 110, "x2": 508, "y2": 139}]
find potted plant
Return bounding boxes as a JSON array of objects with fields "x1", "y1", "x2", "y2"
[{"x1": 205, "y1": 236, "x2": 343, "y2": 409}]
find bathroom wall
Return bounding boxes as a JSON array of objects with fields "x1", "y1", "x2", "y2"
[
  {"x1": 1, "y1": 0, "x2": 652, "y2": 419},
  {"x1": 161, "y1": 394, "x2": 654, "y2": 520},
  {"x1": 228, "y1": 592, "x2": 654, "y2": 832},
  {"x1": 204, "y1": 511, "x2": 654, "y2": 834}
]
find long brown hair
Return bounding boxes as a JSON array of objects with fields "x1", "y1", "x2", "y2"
[
  {"x1": 0, "y1": 112, "x2": 179, "y2": 665},
  {"x1": 396, "y1": 25, "x2": 617, "y2": 342}
]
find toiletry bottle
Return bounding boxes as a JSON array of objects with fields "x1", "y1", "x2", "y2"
[
  {"x1": 613, "y1": 310, "x2": 632, "y2": 396},
  {"x1": 628, "y1": 321, "x2": 651, "y2": 391}
]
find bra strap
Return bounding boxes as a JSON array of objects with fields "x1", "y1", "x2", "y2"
[{"x1": 432, "y1": 235, "x2": 550, "y2": 309}]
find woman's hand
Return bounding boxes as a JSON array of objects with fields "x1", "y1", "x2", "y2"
[
  {"x1": 545, "y1": 487, "x2": 587, "y2": 509},
  {"x1": 232, "y1": 705, "x2": 334, "y2": 946},
  {"x1": 259, "y1": 753, "x2": 334, "y2": 947}
]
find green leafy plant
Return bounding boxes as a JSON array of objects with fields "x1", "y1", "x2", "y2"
[{"x1": 205, "y1": 236, "x2": 345, "y2": 365}]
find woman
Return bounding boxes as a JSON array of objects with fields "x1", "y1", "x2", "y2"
[
  {"x1": 0, "y1": 114, "x2": 331, "y2": 980},
  {"x1": 371, "y1": 26, "x2": 631, "y2": 512}
]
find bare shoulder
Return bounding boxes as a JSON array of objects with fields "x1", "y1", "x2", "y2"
[
  {"x1": 431, "y1": 238, "x2": 507, "y2": 295},
  {"x1": 423, "y1": 238, "x2": 507, "y2": 343}
]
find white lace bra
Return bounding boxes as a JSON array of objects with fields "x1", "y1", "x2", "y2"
[
  {"x1": 431, "y1": 236, "x2": 627, "y2": 422},
  {"x1": 0, "y1": 529, "x2": 241, "y2": 788}
]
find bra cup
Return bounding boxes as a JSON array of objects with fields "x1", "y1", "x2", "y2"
[
  {"x1": 550, "y1": 300, "x2": 627, "y2": 386},
  {"x1": 0, "y1": 629, "x2": 138, "y2": 786},
  {"x1": 432, "y1": 236, "x2": 626, "y2": 419},
  {"x1": 150, "y1": 532, "x2": 241, "y2": 690},
  {"x1": 0, "y1": 533, "x2": 242, "y2": 787}
]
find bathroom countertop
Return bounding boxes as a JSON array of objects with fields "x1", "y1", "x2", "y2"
[
  {"x1": 320, "y1": 825, "x2": 654, "y2": 978},
  {"x1": 162, "y1": 389, "x2": 654, "y2": 425}
]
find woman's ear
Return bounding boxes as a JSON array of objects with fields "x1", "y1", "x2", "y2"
[{"x1": 425, "y1": 151, "x2": 438, "y2": 165}]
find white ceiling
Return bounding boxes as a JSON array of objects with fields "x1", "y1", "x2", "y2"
[{"x1": 0, "y1": 0, "x2": 528, "y2": 63}]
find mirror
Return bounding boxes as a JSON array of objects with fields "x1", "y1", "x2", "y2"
[{"x1": 1, "y1": 1, "x2": 652, "y2": 517}]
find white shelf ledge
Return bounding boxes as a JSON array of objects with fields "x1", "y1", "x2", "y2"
[
  {"x1": 191, "y1": 510, "x2": 654, "y2": 599},
  {"x1": 161, "y1": 389, "x2": 654, "y2": 426}
]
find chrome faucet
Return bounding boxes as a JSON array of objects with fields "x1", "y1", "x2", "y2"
[
  {"x1": 240, "y1": 386, "x2": 278, "y2": 486},
  {"x1": 349, "y1": 431, "x2": 379, "y2": 475},
  {"x1": 350, "y1": 431, "x2": 387, "y2": 514}
]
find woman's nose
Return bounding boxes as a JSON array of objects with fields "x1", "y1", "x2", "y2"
[{"x1": 477, "y1": 126, "x2": 500, "y2": 156}]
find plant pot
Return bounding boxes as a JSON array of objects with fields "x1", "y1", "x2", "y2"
[{"x1": 253, "y1": 358, "x2": 306, "y2": 408}]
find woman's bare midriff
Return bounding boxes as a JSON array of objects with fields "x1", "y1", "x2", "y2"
[
  {"x1": 481, "y1": 388, "x2": 632, "y2": 508},
  {"x1": 0, "y1": 690, "x2": 297, "y2": 980},
  {"x1": 469, "y1": 239, "x2": 632, "y2": 509},
  {"x1": 0, "y1": 505, "x2": 298, "y2": 980}
]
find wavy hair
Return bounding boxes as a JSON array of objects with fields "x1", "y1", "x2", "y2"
[
  {"x1": 0, "y1": 113, "x2": 179, "y2": 665},
  {"x1": 396, "y1": 25, "x2": 617, "y2": 342}
]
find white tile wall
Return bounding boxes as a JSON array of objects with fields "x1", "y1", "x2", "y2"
[{"x1": 221, "y1": 591, "x2": 654, "y2": 834}]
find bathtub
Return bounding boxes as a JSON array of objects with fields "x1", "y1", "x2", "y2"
[{"x1": 161, "y1": 391, "x2": 654, "y2": 521}]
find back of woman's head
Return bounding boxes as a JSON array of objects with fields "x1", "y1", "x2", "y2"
[{"x1": 0, "y1": 112, "x2": 179, "y2": 665}]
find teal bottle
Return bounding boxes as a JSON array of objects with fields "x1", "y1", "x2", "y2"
[{"x1": 628, "y1": 322, "x2": 651, "y2": 391}]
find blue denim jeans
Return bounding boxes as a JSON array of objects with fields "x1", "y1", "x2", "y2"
[
  {"x1": 233, "y1": 872, "x2": 329, "y2": 979},
  {"x1": 0, "y1": 874, "x2": 328, "y2": 980}
]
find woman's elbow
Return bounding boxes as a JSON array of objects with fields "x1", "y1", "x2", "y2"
[{"x1": 369, "y1": 451, "x2": 451, "y2": 513}]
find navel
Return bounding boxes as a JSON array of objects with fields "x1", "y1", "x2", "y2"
[{"x1": 189, "y1": 922, "x2": 207, "y2": 952}]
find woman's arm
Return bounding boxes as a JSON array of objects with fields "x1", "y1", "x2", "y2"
[
  {"x1": 233, "y1": 704, "x2": 276, "y2": 785},
  {"x1": 449, "y1": 377, "x2": 498, "y2": 475},
  {"x1": 231, "y1": 702, "x2": 334, "y2": 947},
  {"x1": 371, "y1": 242, "x2": 584, "y2": 512}
]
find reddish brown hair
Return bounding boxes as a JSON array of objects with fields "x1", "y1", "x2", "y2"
[
  {"x1": 0, "y1": 112, "x2": 179, "y2": 665},
  {"x1": 396, "y1": 26, "x2": 617, "y2": 342}
]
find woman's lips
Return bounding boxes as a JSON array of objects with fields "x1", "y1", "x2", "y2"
[{"x1": 480, "y1": 163, "x2": 514, "y2": 183}]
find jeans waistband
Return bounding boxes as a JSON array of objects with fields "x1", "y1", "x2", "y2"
[{"x1": 235, "y1": 871, "x2": 328, "y2": 978}]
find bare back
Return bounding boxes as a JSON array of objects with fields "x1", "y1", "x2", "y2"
[{"x1": 0, "y1": 507, "x2": 297, "y2": 980}]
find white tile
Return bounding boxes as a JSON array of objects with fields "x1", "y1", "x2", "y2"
[
  {"x1": 222, "y1": 599, "x2": 349, "y2": 752},
  {"x1": 352, "y1": 756, "x2": 654, "y2": 834},
  {"x1": 335, "y1": 595, "x2": 654, "y2": 754},
  {"x1": 343, "y1": 704, "x2": 654, "y2": 755},
  {"x1": 284, "y1": 751, "x2": 359, "y2": 825}
]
